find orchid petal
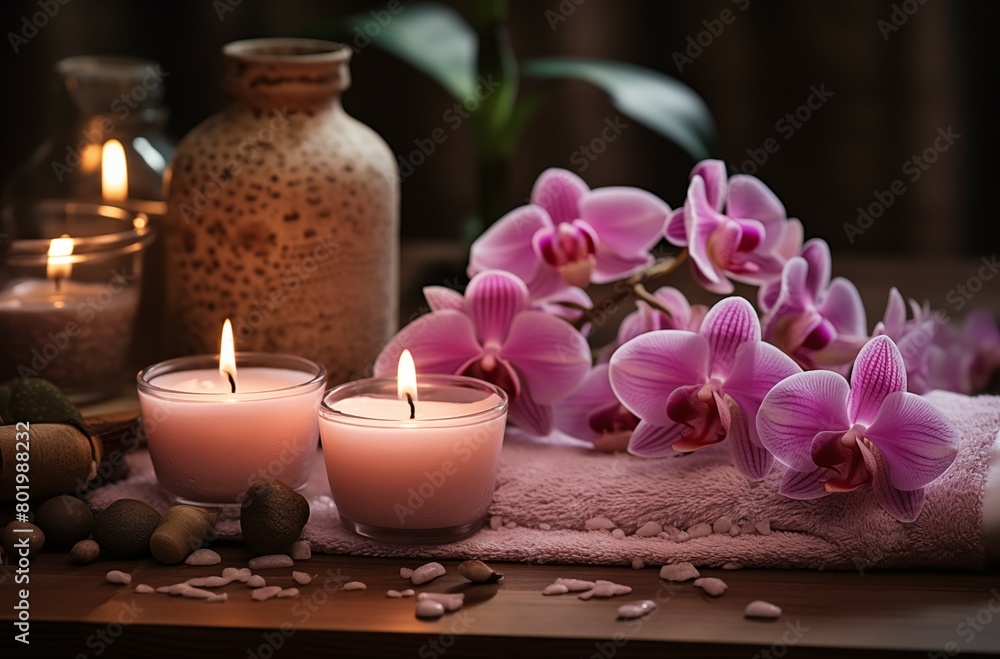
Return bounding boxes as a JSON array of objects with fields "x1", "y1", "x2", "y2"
[
  {"x1": 500, "y1": 311, "x2": 591, "y2": 404},
  {"x1": 685, "y1": 176, "x2": 726, "y2": 286},
  {"x1": 531, "y1": 168, "x2": 588, "y2": 224},
  {"x1": 724, "y1": 342, "x2": 801, "y2": 444},
  {"x1": 881, "y1": 288, "x2": 907, "y2": 336},
  {"x1": 579, "y1": 187, "x2": 669, "y2": 256},
  {"x1": 726, "y1": 174, "x2": 787, "y2": 224},
  {"x1": 459, "y1": 353, "x2": 522, "y2": 404},
  {"x1": 373, "y1": 310, "x2": 481, "y2": 378},
  {"x1": 820, "y1": 277, "x2": 868, "y2": 338},
  {"x1": 848, "y1": 336, "x2": 907, "y2": 426},
  {"x1": 468, "y1": 205, "x2": 550, "y2": 283},
  {"x1": 756, "y1": 370, "x2": 851, "y2": 472},
  {"x1": 726, "y1": 398, "x2": 773, "y2": 480},
  {"x1": 691, "y1": 160, "x2": 728, "y2": 211},
  {"x1": 465, "y1": 271, "x2": 529, "y2": 346},
  {"x1": 664, "y1": 208, "x2": 688, "y2": 246},
  {"x1": 591, "y1": 243, "x2": 654, "y2": 283},
  {"x1": 554, "y1": 364, "x2": 615, "y2": 440},
  {"x1": 774, "y1": 218, "x2": 804, "y2": 260},
  {"x1": 423, "y1": 286, "x2": 464, "y2": 312},
  {"x1": 779, "y1": 466, "x2": 836, "y2": 499},
  {"x1": 865, "y1": 390, "x2": 960, "y2": 490},
  {"x1": 758, "y1": 279, "x2": 782, "y2": 314},
  {"x1": 627, "y1": 420, "x2": 686, "y2": 458},
  {"x1": 666, "y1": 384, "x2": 728, "y2": 451},
  {"x1": 609, "y1": 331, "x2": 710, "y2": 427},
  {"x1": 800, "y1": 239, "x2": 832, "y2": 300},
  {"x1": 858, "y1": 440, "x2": 925, "y2": 523},
  {"x1": 507, "y1": 390, "x2": 554, "y2": 436},
  {"x1": 700, "y1": 297, "x2": 761, "y2": 378}
]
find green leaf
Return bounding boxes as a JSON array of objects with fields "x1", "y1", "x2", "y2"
[
  {"x1": 521, "y1": 57, "x2": 715, "y2": 160},
  {"x1": 337, "y1": 3, "x2": 477, "y2": 101}
]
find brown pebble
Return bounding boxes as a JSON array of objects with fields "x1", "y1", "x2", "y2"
[
  {"x1": 248, "y1": 554, "x2": 293, "y2": 570},
  {"x1": 458, "y1": 559, "x2": 502, "y2": 583},
  {"x1": 2, "y1": 521, "x2": 45, "y2": 557},
  {"x1": 289, "y1": 540, "x2": 311, "y2": 561},
  {"x1": 70, "y1": 539, "x2": 100, "y2": 565}
]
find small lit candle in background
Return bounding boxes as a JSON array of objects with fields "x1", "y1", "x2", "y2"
[
  {"x1": 319, "y1": 352, "x2": 509, "y2": 544},
  {"x1": 137, "y1": 321, "x2": 326, "y2": 506},
  {"x1": 101, "y1": 139, "x2": 129, "y2": 202}
]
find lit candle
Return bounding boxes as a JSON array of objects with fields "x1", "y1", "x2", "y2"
[
  {"x1": 101, "y1": 139, "x2": 128, "y2": 201},
  {"x1": 137, "y1": 321, "x2": 326, "y2": 505},
  {"x1": 318, "y1": 353, "x2": 509, "y2": 544}
]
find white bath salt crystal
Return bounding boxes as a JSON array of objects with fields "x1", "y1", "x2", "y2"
[
  {"x1": 538, "y1": 523, "x2": 552, "y2": 531},
  {"x1": 587, "y1": 580, "x2": 631, "y2": 598},
  {"x1": 584, "y1": 516, "x2": 616, "y2": 531},
  {"x1": 664, "y1": 526, "x2": 681, "y2": 538},
  {"x1": 687, "y1": 523, "x2": 712, "y2": 539},
  {"x1": 611, "y1": 529, "x2": 626, "y2": 540},
  {"x1": 674, "y1": 531, "x2": 690, "y2": 543},
  {"x1": 400, "y1": 589, "x2": 415, "y2": 597},
  {"x1": 186, "y1": 576, "x2": 232, "y2": 588},
  {"x1": 631, "y1": 558, "x2": 645, "y2": 570},
  {"x1": 251, "y1": 586, "x2": 283, "y2": 602},
  {"x1": 504, "y1": 521, "x2": 517, "y2": 529},
  {"x1": 411, "y1": 562, "x2": 446, "y2": 585},
  {"x1": 578, "y1": 589, "x2": 596, "y2": 601},
  {"x1": 246, "y1": 575, "x2": 267, "y2": 588},
  {"x1": 399, "y1": 567, "x2": 414, "y2": 579},
  {"x1": 416, "y1": 599, "x2": 446, "y2": 619},
  {"x1": 729, "y1": 525, "x2": 741, "y2": 537},
  {"x1": 657, "y1": 532, "x2": 671, "y2": 540},
  {"x1": 222, "y1": 568, "x2": 241, "y2": 580},
  {"x1": 185, "y1": 549, "x2": 222, "y2": 566},
  {"x1": 755, "y1": 520, "x2": 772, "y2": 536},
  {"x1": 156, "y1": 584, "x2": 188, "y2": 595},
  {"x1": 722, "y1": 562, "x2": 743, "y2": 570},
  {"x1": 236, "y1": 568, "x2": 252, "y2": 582},
  {"x1": 659, "y1": 562, "x2": 700, "y2": 582},
  {"x1": 543, "y1": 583, "x2": 569, "y2": 595},
  {"x1": 248, "y1": 554, "x2": 293, "y2": 570},
  {"x1": 292, "y1": 571, "x2": 314, "y2": 585},
  {"x1": 205, "y1": 593, "x2": 228, "y2": 603},
  {"x1": 277, "y1": 588, "x2": 300, "y2": 598},
  {"x1": 741, "y1": 522, "x2": 757, "y2": 535},
  {"x1": 617, "y1": 599, "x2": 658, "y2": 619},
  {"x1": 386, "y1": 590, "x2": 403, "y2": 598},
  {"x1": 289, "y1": 540, "x2": 311, "y2": 561},
  {"x1": 745, "y1": 600, "x2": 782, "y2": 619},
  {"x1": 554, "y1": 578, "x2": 596, "y2": 591},
  {"x1": 135, "y1": 584, "x2": 155, "y2": 594},
  {"x1": 342, "y1": 581, "x2": 367, "y2": 591},
  {"x1": 179, "y1": 586, "x2": 216, "y2": 600},
  {"x1": 417, "y1": 592, "x2": 465, "y2": 612},
  {"x1": 489, "y1": 515, "x2": 503, "y2": 531},
  {"x1": 106, "y1": 570, "x2": 132, "y2": 585},
  {"x1": 635, "y1": 521, "x2": 662, "y2": 537},
  {"x1": 712, "y1": 516, "x2": 732, "y2": 534},
  {"x1": 694, "y1": 577, "x2": 728, "y2": 597}
]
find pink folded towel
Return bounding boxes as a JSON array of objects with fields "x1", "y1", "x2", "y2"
[{"x1": 88, "y1": 391, "x2": 1000, "y2": 569}]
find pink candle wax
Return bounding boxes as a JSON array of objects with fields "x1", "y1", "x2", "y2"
[{"x1": 137, "y1": 353, "x2": 325, "y2": 505}]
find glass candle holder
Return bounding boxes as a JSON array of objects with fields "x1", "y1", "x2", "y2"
[
  {"x1": 137, "y1": 352, "x2": 326, "y2": 506},
  {"x1": 319, "y1": 375, "x2": 509, "y2": 544},
  {"x1": 0, "y1": 201, "x2": 153, "y2": 402}
]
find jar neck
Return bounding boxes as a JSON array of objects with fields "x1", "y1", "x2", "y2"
[{"x1": 221, "y1": 38, "x2": 352, "y2": 110}]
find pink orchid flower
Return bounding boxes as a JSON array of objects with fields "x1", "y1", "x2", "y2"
[
  {"x1": 374, "y1": 270, "x2": 591, "y2": 436},
  {"x1": 608, "y1": 296, "x2": 801, "y2": 479},
  {"x1": 759, "y1": 238, "x2": 868, "y2": 373},
  {"x1": 468, "y1": 168, "x2": 669, "y2": 302},
  {"x1": 664, "y1": 160, "x2": 803, "y2": 294},
  {"x1": 598, "y1": 286, "x2": 707, "y2": 363},
  {"x1": 554, "y1": 364, "x2": 639, "y2": 452},
  {"x1": 756, "y1": 335, "x2": 960, "y2": 522}
]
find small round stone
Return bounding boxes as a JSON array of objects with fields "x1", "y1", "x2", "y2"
[
  {"x1": 416, "y1": 599, "x2": 445, "y2": 619},
  {"x1": 694, "y1": 577, "x2": 728, "y2": 597},
  {"x1": 745, "y1": 600, "x2": 782, "y2": 619},
  {"x1": 617, "y1": 599, "x2": 657, "y2": 619},
  {"x1": 70, "y1": 539, "x2": 100, "y2": 565}
]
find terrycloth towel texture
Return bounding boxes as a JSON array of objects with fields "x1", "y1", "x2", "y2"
[{"x1": 88, "y1": 392, "x2": 1000, "y2": 569}]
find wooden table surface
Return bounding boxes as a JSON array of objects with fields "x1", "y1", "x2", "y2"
[{"x1": 3, "y1": 546, "x2": 998, "y2": 658}]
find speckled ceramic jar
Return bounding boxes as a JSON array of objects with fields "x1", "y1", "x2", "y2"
[{"x1": 164, "y1": 39, "x2": 398, "y2": 383}]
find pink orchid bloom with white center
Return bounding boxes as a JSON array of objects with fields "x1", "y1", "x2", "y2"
[
  {"x1": 554, "y1": 364, "x2": 639, "y2": 451},
  {"x1": 374, "y1": 270, "x2": 591, "y2": 436},
  {"x1": 468, "y1": 168, "x2": 670, "y2": 302},
  {"x1": 664, "y1": 160, "x2": 803, "y2": 294},
  {"x1": 756, "y1": 335, "x2": 960, "y2": 522},
  {"x1": 608, "y1": 296, "x2": 801, "y2": 480},
  {"x1": 759, "y1": 238, "x2": 868, "y2": 373},
  {"x1": 598, "y1": 286, "x2": 708, "y2": 363}
]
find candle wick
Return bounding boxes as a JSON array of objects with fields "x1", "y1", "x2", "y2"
[
  {"x1": 227, "y1": 372, "x2": 236, "y2": 394},
  {"x1": 54, "y1": 277, "x2": 62, "y2": 293},
  {"x1": 406, "y1": 393, "x2": 415, "y2": 420}
]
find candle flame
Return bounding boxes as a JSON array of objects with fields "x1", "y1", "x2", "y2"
[
  {"x1": 101, "y1": 139, "x2": 128, "y2": 201},
  {"x1": 46, "y1": 235, "x2": 74, "y2": 285},
  {"x1": 220, "y1": 318, "x2": 238, "y2": 393},
  {"x1": 397, "y1": 349, "x2": 418, "y2": 403}
]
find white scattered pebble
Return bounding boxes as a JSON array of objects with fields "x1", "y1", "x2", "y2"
[
  {"x1": 504, "y1": 521, "x2": 517, "y2": 529},
  {"x1": 386, "y1": 590, "x2": 403, "y2": 598},
  {"x1": 489, "y1": 515, "x2": 503, "y2": 531},
  {"x1": 674, "y1": 531, "x2": 690, "y2": 543},
  {"x1": 289, "y1": 540, "x2": 311, "y2": 561},
  {"x1": 611, "y1": 529, "x2": 626, "y2": 540},
  {"x1": 292, "y1": 571, "x2": 314, "y2": 585},
  {"x1": 249, "y1": 554, "x2": 293, "y2": 570},
  {"x1": 722, "y1": 562, "x2": 743, "y2": 570},
  {"x1": 729, "y1": 526, "x2": 741, "y2": 537},
  {"x1": 664, "y1": 526, "x2": 681, "y2": 538},
  {"x1": 342, "y1": 581, "x2": 367, "y2": 591},
  {"x1": 554, "y1": 578, "x2": 596, "y2": 591},
  {"x1": 580, "y1": 580, "x2": 632, "y2": 599},
  {"x1": 205, "y1": 593, "x2": 228, "y2": 603},
  {"x1": 617, "y1": 599, "x2": 657, "y2": 619},
  {"x1": 745, "y1": 600, "x2": 782, "y2": 619},
  {"x1": 713, "y1": 516, "x2": 732, "y2": 534},
  {"x1": 585, "y1": 516, "x2": 616, "y2": 530},
  {"x1": 543, "y1": 583, "x2": 569, "y2": 596},
  {"x1": 411, "y1": 562, "x2": 446, "y2": 585},
  {"x1": 251, "y1": 586, "x2": 283, "y2": 602},
  {"x1": 687, "y1": 523, "x2": 712, "y2": 539},
  {"x1": 657, "y1": 532, "x2": 671, "y2": 539},
  {"x1": 417, "y1": 592, "x2": 465, "y2": 612},
  {"x1": 741, "y1": 522, "x2": 757, "y2": 535},
  {"x1": 694, "y1": 577, "x2": 728, "y2": 597},
  {"x1": 399, "y1": 567, "x2": 414, "y2": 579},
  {"x1": 156, "y1": 584, "x2": 189, "y2": 595},
  {"x1": 659, "y1": 562, "x2": 700, "y2": 582},
  {"x1": 236, "y1": 568, "x2": 252, "y2": 582},
  {"x1": 539, "y1": 523, "x2": 552, "y2": 531},
  {"x1": 186, "y1": 576, "x2": 233, "y2": 588},
  {"x1": 631, "y1": 558, "x2": 645, "y2": 570},
  {"x1": 277, "y1": 588, "x2": 300, "y2": 598},
  {"x1": 180, "y1": 587, "x2": 217, "y2": 600},
  {"x1": 135, "y1": 584, "x2": 155, "y2": 594},
  {"x1": 246, "y1": 575, "x2": 267, "y2": 588},
  {"x1": 400, "y1": 589, "x2": 415, "y2": 597},
  {"x1": 185, "y1": 549, "x2": 222, "y2": 566},
  {"x1": 755, "y1": 520, "x2": 772, "y2": 536},
  {"x1": 222, "y1": 567, "x2": 241, "y2": 580},
  {"x1": 416, "y1": 599, "x2": 446, "y2": 619},
  {"x1": 635, "y1": 521, "x2": 662, "y2": 537},
  {"x1": 106, "y1": 570, "x2": 131, "y2": 585}
]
